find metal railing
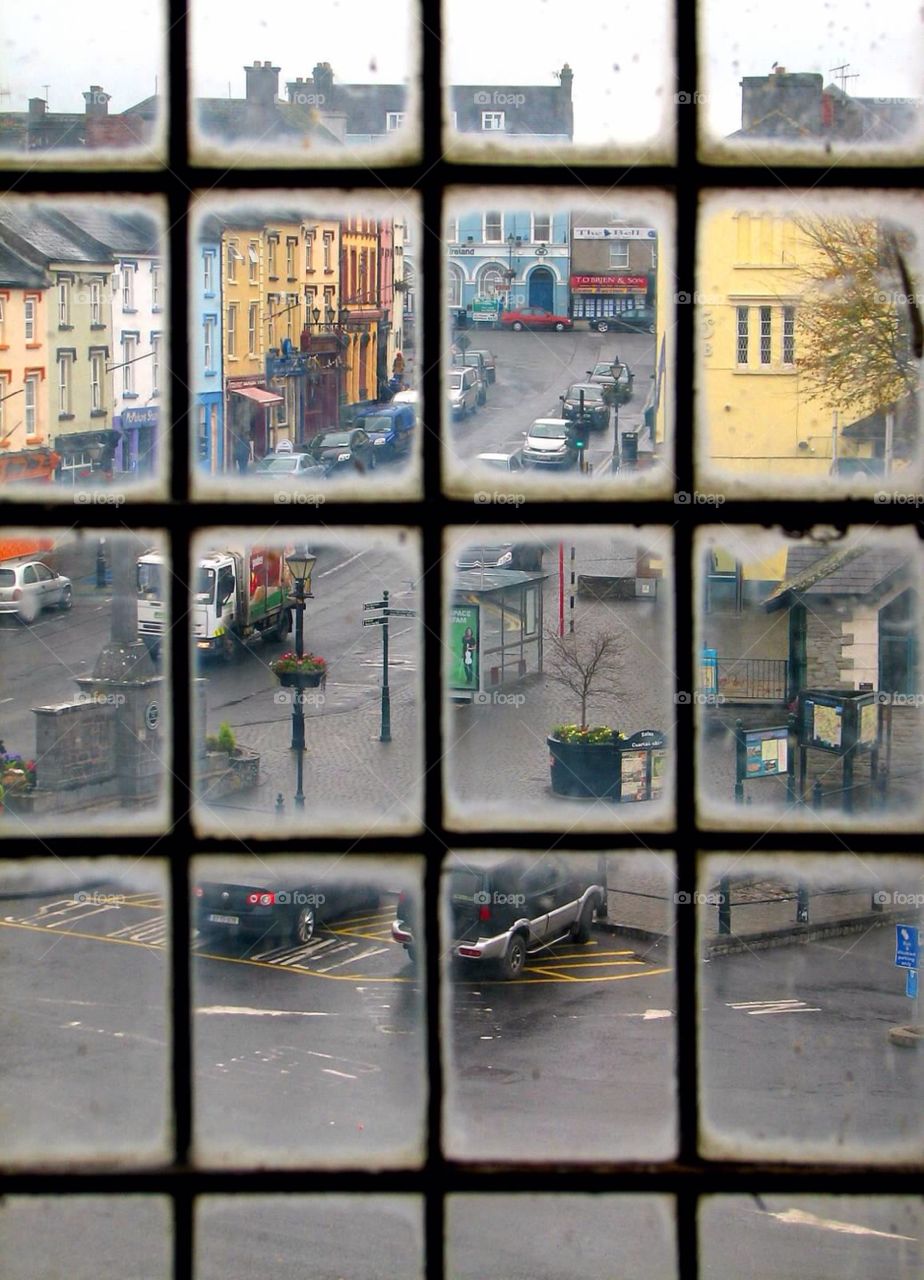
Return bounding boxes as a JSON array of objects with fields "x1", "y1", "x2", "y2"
[{"x1": 718, "y1": 657, "x2": 788, "y2": 701}]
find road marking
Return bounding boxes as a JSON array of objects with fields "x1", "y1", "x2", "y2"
[
  {"x1": 727, "y1": 999, "x2": 821, "y2": 1015},
  {"x1": 529, "y1": 958, "x2": 646, "y2": 970},
  {"x1": 317, "y1": 947, "x2": 391, "y2": 972},
  {"x1": 505, "y1": 965, "x2": 672, "y2": 985},
  {"x1": 322, "y1": 1068, "x2": 358, "y2": 1080},
  {"x1": 195, "y1": 1006, "x2": 329, "y2": 1018},
  {"x1": 317, "y1": 550, "x2": 366, "y2": 578}
]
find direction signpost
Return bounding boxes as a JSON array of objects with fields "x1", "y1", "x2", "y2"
[
  {"x1": 895, "y1": 923, "x2": 920, "y2": 1009},
  {"x1": 362, "y1": 589, "x2": 417, "y2": 743}
]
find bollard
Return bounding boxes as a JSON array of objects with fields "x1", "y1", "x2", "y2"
[
  {"x1": 96, "y1": 539, "x2": 107, "y2": 589},
  {"x1": 812, "y1": 779, "x2": 823, "y2": 810},
  {"x1": 275, "y1": 792, "x2": 285, "y2": 818},
  {"x1": 718, "y1": 875, "x2": 731, "y2": 935},
  {"x1": 796, "y1": 884, "x2": 809, "y2": 924}
]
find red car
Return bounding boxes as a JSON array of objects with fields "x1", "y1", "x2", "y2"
[{"x1": 499, "y1": 305, "x2": 573, "y2": 332}]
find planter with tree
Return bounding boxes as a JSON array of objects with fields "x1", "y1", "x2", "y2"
[{"x1": 544, "y1": 627, "x2": 628, "y2": 798}]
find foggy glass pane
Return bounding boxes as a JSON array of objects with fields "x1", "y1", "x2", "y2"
[
  {"x1": 444, "y1": 525, "x2": 674, "y2": 832},
  {"x1": 441, "y1": 851, "x2": 676, "y2": 1161},
  {"x1": 0, "y1": 1, "x2": 165, "y2": 164},
  {"x1": 696, "y1": 190, "x2": 923, "y2": 500},
  {"x1": 447, "y1": 1194, "x2": 677, "y2": 1279},
  {"x1": 444, "y1": 0, "x2": 674, "y2": 159},
  {"x1": 441, "y1": 190, "x2": 673, "y2": 500},
  {"x1": 695, "y1": 525, "x2": 923, "y2": 831},
  {"x1": 189, "y1": 192, "x2": 421, "y2": 501},
  {"x1": 0, "y1": 527, "x2": 171, "y2": 837},
  {"x1": 0, "y1": 859, "x2": 171, "y2": 1164},
  {"x1": 0, "y1": 197, "x2": 170, "y2": 500},
  {"x1": 0, "y1": 1196, "x2": 172, "y2": 1280},
  {"x1": 699, "y1": 1195, "x2": 923, "y2": 1279},
  {"x1": 192, "y1": 855, "x2": 426, "y2": 1166},
  {"x1": 699, "y1": 854, "x2": 924, "y2": 1162},
  {"x1": 190, "y1": 2, "x2": 418, "y2": 164},
  {"x1": 189, "y1": 528, "x2": 422, "y2": 837},
  {"x1": 195, "y1": 1195, "x2": 424, "y2": 1279},
  {"x1": 701, "y1": 0, "x2": 924, "y2": 162}
]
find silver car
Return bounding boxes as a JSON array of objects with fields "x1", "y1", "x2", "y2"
[
  {"x1": 522, "y1": 418, "x2": 579, "y2": 467},
  {"x1": 0, "y1": 560, "x2": 72, "y2": 622}
]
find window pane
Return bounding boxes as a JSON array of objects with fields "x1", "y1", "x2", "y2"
[
  {"x1": 192, "y1": 855, "x2": 426, "y2": 1166},
  {"x1": 699, "y1": 853, "x2": 924, "y2": 1162},
  {"x1": 697, "y1": 191, "x2": 923, "y2": 498},
  {"x1": 190, "y1": 528, "x2": 422, "y2": 837},
  {"x1": 695, "y1": 525, "x2": 923, "y2": 831},
  {"x1": 190, "y1": 193, "x2": 420, "y2": 499},
  {"x1": 195, "y1": 1195, "x2": 423, "y2": 1278},
  {"x1": 444, "y1": 526, "x2": 673, "y2": 832},
  {"x1": 0, "y1": 1196, "x2": 171, "y2": 1279},
  {"x1": 0, "y1": 859, "x2": 170, "y2": 1163},
  {"x1": 443, "y1": 191, "x2": 673, "y2": 499},
  {"x1": 442, "y1": 851, "x2": 676, "y2": 1161},
  {"x1": 0, "y1": 528, "x2": 171, "y2": 837},
  {"x1": 447, "y1": 1194, "x2": 677, "y2": 1279}
]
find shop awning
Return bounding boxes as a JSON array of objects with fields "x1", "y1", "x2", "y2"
[{"x1": 232, "y1": 386, "x2": 283, "y2": 406}]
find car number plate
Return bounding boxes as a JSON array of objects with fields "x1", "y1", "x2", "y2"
[{"x1": 207, "y1": 913, "x2": 239, "y2": 925}]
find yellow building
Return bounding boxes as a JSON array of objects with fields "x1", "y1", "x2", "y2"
[
  {"x1": 340, "y1": 216, "x2": 380, "y2": 407},
  {"x1": 699, "y1": 208, "x2": 874, "y2": 479},
  {"x1": 221, "y1": 221, "x2": 274, "y2": 463}
]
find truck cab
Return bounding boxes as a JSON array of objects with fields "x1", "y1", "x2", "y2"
[{"x1": 137, "y1": 551, "x2": 166, "y2": 661}]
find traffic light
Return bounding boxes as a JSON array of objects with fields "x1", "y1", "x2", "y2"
[{"x1": 567, "y1": 421, "x2": 587, "y2": 451}]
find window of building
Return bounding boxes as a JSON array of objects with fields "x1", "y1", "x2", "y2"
[
  {"x1": 24, "y1": 296, "x2": 36, "y2": 342},
  {"x1": 152, "y1": 334, "x2": 162, "y2": 395},
  {"x1": 121, "y1": 265, "x2": 135, "y2": 311},
  {"x1": 759, "y1": 305, "x2": 772, "y2": 364},
  {"x1": 531, "y1": 214, "x2": 551, "y2": 242},
  {"x1": 90, "y1": 279, "x2": 102, "y2": 326},
  {"x1": 305, "y1": 231, "x2": 315, "y2": 271},
  {"x1": 248, "y1": 303, "x2": 258, "y2": 357},
  {"x1": 484, "y1": 211, "x2": 503, "y2": 242},
  {"x1": 248, "y1": 241, "x2": 259, "y2": 284},
  {"x1": 203, "y1": 317, "x2": 215, "y2": 371},
  {"x1": 386, "y1": 112, "x2": 406, "y2": 131},
  {"x1": 482, "y1": 111, "x2": 505, "y2": 130},
  {"x1": 90, "y1": 352, "x2": 105, "y2": 411},
  {"x1": 57, "y1": 353, "x2": 72, "y2": 415},
  {"x1": 782, "y1": 305, "x2": 795, "y2": 365},
  {"x1": 286, "y1": 239, "x2": 296, "y2": 279},
  {"x1": 203, "y1": 250, "x2": 214, "y2": 294},
  {"x1": 23, "y1": 373, "x2": 37, "y2": 433},
  {"x1": 58, "y1": 279, "x2": 71, "y2": 327},
  {"x1": 608, "y1": 243, "x2": 630, "y2": 268},
  {"x1": 122, "y1": 334, "x2": 137, "y2": 394},
  {"x1": 151, "y1": 263, "x2": 162, "y2": 310},
  {"x1": 226, "y1": 240, "x2": 238, "y2": 283},
  {"x1": 322, "y1": 232, "x2": 333, "y2": 272},
  {"x1": 446, "y1": 217, "x2": 459, "y2": 243},
  {"x1": 736, "y1": 306, "x2": 749, "y2": 365},
  {"x1": 226, "y1": 304, "x2": 237, "y2": 357},
  {"x1": 267, "y1": 237, "x2": 278, "y2": 278}
]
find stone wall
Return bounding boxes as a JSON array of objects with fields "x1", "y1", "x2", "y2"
[{"x1": 33, "y1": 702, "x2": 115, "y2": 789}]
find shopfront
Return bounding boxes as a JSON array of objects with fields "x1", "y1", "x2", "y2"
[{"x1": 570, "y1": 273, "x2": 649, "y2": 323}]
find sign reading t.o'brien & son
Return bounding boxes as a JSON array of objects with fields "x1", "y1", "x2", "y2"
[{"x1": 569, "y1": 274, "x2": 648, "y2": 294}]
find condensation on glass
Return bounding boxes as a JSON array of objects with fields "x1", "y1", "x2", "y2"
[
  {"x1": 441, "y1": 850, "x2": 677, "y2": 1162},
  {"x1": 700, "y1": 0, "x2": 924, "y2": 165},
  {"x1": 0, "y1": 858, "x2": 171, "y2": 1164},
  {"x1": 698, "y1": 853, "x2": 924, "y2": 1163},
  {"x1": 694, "y1": 524, "x2": 923, "y2": 833},
  {"x1": 188, "y1": 190, "x2": 421, "y2": 503},
  {"x1": 696, "y1": 189, "x2": 924, "y2": 500},
  {"x1": 699, "y1": 1194, "x2": 924, "y2": 1277},
  {"x1": 0, "y1": 195, "x2": 170, "y2": 501},
  {"x1": 441, "y1": 188, "x2": 674, "y2": 502},
  {"x1": 189, "y1": 2, "x2": 419, "y2": 166},
  {"x1": 191, "y1": 854, "x2": 426, "y2": 1167},
  {"x1": 0, "y1": 1195, "x2": 172, "y2": 1280},
  {"x1": 0, "y1": 0, "x2": 166, "y2": 167},
  {"x1": 443, "y1": 0, "x2": 675, "y2": 163},
  {"x1": 0, "y1": 526, "x2": 171, "y2": 838},
  {"x1": 189, "y1": 526, "x2": 423, "y2": 837},
  {"x1": 443, "y1": 524, "x2": 675, "y2": 833}
]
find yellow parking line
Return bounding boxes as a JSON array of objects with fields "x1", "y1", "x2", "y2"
[
  {"x1": 526, "y1": 965, "x2": 580, "y2": 980},
  {"x1": 534, "y1": 950, "x2": 637, "y2": 961},
  {"x1": 529, "y1": 959, "x2": 646, "y2": 970},
  {"x1": 503, "y1": 966, "x2": 673, "y2": 985}
]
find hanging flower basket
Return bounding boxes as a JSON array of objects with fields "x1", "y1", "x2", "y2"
[
  {"x1": 270, "y1": 652, "x2": 327, "y2": 687},
  {"x1": 276, "y1": 668, "x2": 326, "y2": 688}
]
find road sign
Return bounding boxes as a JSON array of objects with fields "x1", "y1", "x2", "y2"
[
  {"x1": 907, "y1": 968, "x2": 919, "y2": 999},
  {"x1": 363, "y1": 600, "x2": 388, "y2": 611},
  {"x1": 362, "y1": 616, "x2": 388, "y2": 626},
  {"x1": 381, "y1": 607, "x2": 416, "y2": 617},
  {"x1": 894, "y1": 924, "x2": 919, "y2": 970}
]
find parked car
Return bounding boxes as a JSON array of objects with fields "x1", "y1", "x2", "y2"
[
  {"x1": 354, "y1": 403, "x2": 416, "y2": 461},
  {"x1": 306, "y1": 427, "x2": 376, "y2": 472},
  {"x1": 587, "y1": 360, "x2": 635, "y2": 406},
  {"x1": 447, "y1": 366, "x2": 480, "y2": 418},
  {"x1": 391, "y1": 888, "x2": 418, "y2": 964},
  {"x1": 500, "y1": 306, "x2": 573, "y2": 332},
  {"x1": 590, "y1": 305, "x2": 655, "y2": 334},
  {"x1": 560, "y1": 381, "x2": 611, "y2": 431},
  {"x1": 452, "y1": 351, "x2": 488, "y2": 403},
  {"x1": 455, "y1": 543, "x2": 544, "y2": 572},
  {"x1": 0, "y1": 560, "x2": 72, "y2": 623},
  {"x1": 393, "y1": 856, "x2": 604, "y2": 979},
  {"x1": 475, "y1": 450, "x2": 525, "y2": 472},
  {"x1": 252, "y1": 451, "x2": 330, "y2": 481},
  {"x1": 465, "y1": 348, "x2": 497, "y2": 384},
  {"x1": 195, "y1": 877, "x2": 381, "y2": 947},
  {"x1": 522, "y1": 417, "x2": 579, "y2": 468}
]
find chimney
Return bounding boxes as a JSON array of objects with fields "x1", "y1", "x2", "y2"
[
  {"x1": 311, "y1": 62, "x2": 334, "y2": 104},
  {"x1": 244, "y1": 60, "x2": 280, "y2": 108},
  {"x1": 28, "y1": 97, "x2": 47, "y2": 119},
  {"x1": 83, "y1": 85, "x2": 110, "y2": 116},
  {"x1": 559, "y1": 63, "x2": 574, "y2": 98}
]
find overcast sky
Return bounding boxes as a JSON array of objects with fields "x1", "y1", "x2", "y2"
[{"x1": 1, "y1": 0, "x2": 920, "y2": 143}]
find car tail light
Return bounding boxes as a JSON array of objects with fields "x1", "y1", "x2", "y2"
[
  {"x1": 11, "y1": 588, "x2": 21, "y2": 601},
  {"x1": 479, "y1": 905, "x2": 491, "y2": 922},
  {"x1": 247, "y1": 891, "x2": 274, "y2": 905}
]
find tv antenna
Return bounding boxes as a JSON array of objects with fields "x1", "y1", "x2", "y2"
[
  {"x1": 42, "y1": 83, "x2": 50, "y2": 106},
  {"x1": 829, "y1": 63, "x2": 859, "y2": 94}
]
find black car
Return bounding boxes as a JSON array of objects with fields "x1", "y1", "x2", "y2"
[
  {"x1": 195, "y1": 877, "x2": 380, "y2": 946},
  {"x1": 560, "y1": 381, "x2": 610, "y2": 431},
  {"x1": 307, "y1": 428, "x2": 376, "y2": 472},
  {"x1": 392, "y1": 855, "x2": 604, "y2": 979},
  {"x1": 455, "y1": 543, "x2": 544, "y2": 572},
  {"x1": 590, "y1": 305, "x2": 655, "y2": 334}
]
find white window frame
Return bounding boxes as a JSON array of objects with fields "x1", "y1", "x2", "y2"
[
  {"x1": 482, "y1": 111, "x2": 505, "y2": 130},
  {"x1": 608, "y1": 243, "x2": 630, "y2": 268},
  {"x1": 446, "y1": 217, "x2": 459, "y2": 243},
  {"x1": 24, "y1": 373, "x2": 37, "y2": 434},
  {"x1": 532, "y1": 214, "x2": 552, "y2": 243},
  {"x1": 249, "y1": 241, "x2": 259, "y2": 284},
  {"x1": 736, "y1": 306, "x2": 749, "y2": 366},
  {"x1": 203, "y1": 318, "x2": 215, "y2": 372},
  {"x1": 58, "y1": 279, "x2": 71, "y2": 326},
  {"x1": 58, "y1": 353, "x2": 72, "y2": 415},
  {"x1": 203, "y1": 250, "x2": 214, "y2": 294},
  {"x1": 121, "y1": 265, "x2": 135, "y2": 312},
  {"x1": 122, "y1": 335, "x2": 137, "y2": 395},
  {"x1": 286, "y1": 240, "x2": 296, "y2": 279},
  {"x1": 782, "y1": 305, "x2": 795, "y2": 366},
  {"x1": 90, "y1": 353, "x2": 105, "y2": 412},
  {"x1": 24, "y1": 297, "x2": 36, "y2": 342},
  {"x1": 386, "y1": 112, "x2": 406, "y2": 131},
  {"x1": 248, "y1": 303, "x2": 258, "y2": 357},
  {"x1": 267, "y1": 237, "x2": 278, "y2": 277},
  {"x1": 322, "y1": 232, "x2": 333, "y2": 271},
  {"x1": 152, "y1": 333, "x2": 162, "y2": 395},
  {"x1": 305, "y1": 231, "x2": 315, "y2": 271},
  {"x1": 0, "y1": 374, "x2": 7, "y2": 436},
  {"x1": 227, "y1": 241, "x2": 238, "y2": 284},
  {"x1": 484, "y1": 212, "x2": 503, "y2": 243},
  {"x1": 90, "y1": 279, "x2": 102, "y2": 326},
  {"x1": 151, "y1": 263, "x2": 162, "y2": 309},
  {"x1": 447, "y1": 266, "x2": 463, "y2": 308},
  {"x1": 227, "y1": 304, "x2": 237, "y2": 357}
]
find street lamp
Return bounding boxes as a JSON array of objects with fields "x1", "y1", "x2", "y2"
[{"x1": 285, "y1": 546, "x2": 317, "y2": 809}]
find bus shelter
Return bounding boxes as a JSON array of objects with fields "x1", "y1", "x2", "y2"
[{"x1": 448, "y1": 569, "x2": 548, "y2": 701}]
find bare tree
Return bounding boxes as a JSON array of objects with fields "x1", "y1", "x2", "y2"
[{"x1": 544, "y1": 627, "x2": 627, "y2": 728}]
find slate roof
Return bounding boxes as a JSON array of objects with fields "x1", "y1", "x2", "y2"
[
  {"x1": 764, "y1": 544, "x2": 913, "y2": 608},
  {"x1": 0, "y1": 241, "x2": 49, "y2": 288},
  {"x1": 0, "y1": 208, "x2": 110, "y2": 264},
  {"x1": 196, "y1": 99, "x2": 342, "y2": 145},
  {"x1": 54, "y1": 208, "x2": 161, "y2": 256}
]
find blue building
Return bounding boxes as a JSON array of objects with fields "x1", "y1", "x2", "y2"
[
  {"x1": 194, "y1": 215, "x2": 224, "y2": 473},
  {"x1": 446, "y1": 210, "x2": 571, "y2": 324}
]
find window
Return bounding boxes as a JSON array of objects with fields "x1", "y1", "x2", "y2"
[
  {"x1": 227, "y1": 304, "x2": 237, "y2": 357},
  {"x1": 532, "y1": 214, "x2": 551, "y2": 242},
  {"x1": 285, "y1": 294, "x2": 297, "y2": 343},
  {"x1": 90, "y1": 352, "x2": 105, "y2": 411},
  {"x1": 484, "y1": 211, "x2": 503, "y2": 242},
  {"x1": 447, "y1": 267, "x2": 463, "y2": 307},
  {"x1": 608, "y1": 243, "x2": 630, "y2": 268},
  {"x1": 267, "y1": 237, "x2": 278, "y2": 277},
  {"x1": 203, "y1": 317, "x2": 215, "y2": 371},
  {"x1": 121, "y1": 265, "x2": 135, "y2": 311},
  {"x1": 122, "y1": 335, "x2": 137, "y2": 394},
  {"x1": 151, "y1": 263, "x2": 162, "y2": 309},
  {"x1": 90, "y1": 279, "x2": 102, "y2": 326},
  {"x1": 24, "y1": 296, "x2": 36, "y2": 342},
  {"x1": 322, "y1": 232, "x2": 333, "y2": 271},
  {"x1": 782, "y1": 305, "x2": 795, "y2": 365},
  {"x1": 23, "y1": 373, "x2": 37, "y2": 433},
  {"x1": 736, "y1": 306, "x2": 749, "y2": 365},
  {"x1": 248, "y1": 241, "x2": 259, "y2": 284},
  {"x1": 226, "y1": 240, "x2": 238, "y2": 283},
  {"x1": 286, "y1": 239, "x2": 296, "y2": 278},
  {"x1": 759, "y1": 305, "x2": 772, "y2": 364},
  {"x1": 482, "y1": 111, "x2": 505, "y2": 130},
  {"x1": 446, "y1": 217, "x2": 459, "y2": 243},
  {"x1": 248, "y1": 303, "x2": 258, "y2": 356},
  {"x1": 305, "y1": 230, "x2": 315, "y2": 271},
  {"x1": 203, "y1": 250, "x2": 214, "y2": 294},
  {"x1": 386, "y1": 112, "x2": 406, "y2": 131},
  {"x1": 57, "y1": 353, "x2": 72, "y2": 415},
  {"x1": 152, "y1": 334, "x2": 162, "y2": 395},
  {"x1": 58, "y1": 279, "x2": 71, "y2": 326}
]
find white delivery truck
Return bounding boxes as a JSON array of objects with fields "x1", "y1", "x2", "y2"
[
  {"x1": 137, "y1": 549, "x2": 166, "y2": 661},
  {"x1": 193, "y1": 544, "x2": 293, "y2": 661}
]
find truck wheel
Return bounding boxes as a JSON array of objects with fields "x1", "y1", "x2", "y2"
[
  {"x1": 274, "y1": 609, "x2": 291, "y2": 642},
  {"x1": 220, "y1": 632, "x2": 236, "y2": 663},
  {"x1": 498, "y1": 932, "x2": 527, "y2": 979}
]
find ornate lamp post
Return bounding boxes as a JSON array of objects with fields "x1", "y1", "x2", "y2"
[{"x1": 284, "y1": 546, "x2": 317, "y2": 809}]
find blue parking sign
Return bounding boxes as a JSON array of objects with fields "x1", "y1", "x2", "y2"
[{"x1": 894, "y1": 924, "x2": 919, "y2": 970}]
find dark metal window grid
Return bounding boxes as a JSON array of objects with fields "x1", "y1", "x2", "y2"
[{"x1": 0, "y1": 1, "x2": 921, "y2": 1277}]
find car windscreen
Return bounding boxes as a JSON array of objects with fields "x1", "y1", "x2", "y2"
[
  {"x1": 529, "y1": 423, "x2": 567, "y2": 438},
  {"x1": 0, "y1": 569, "x2": 16, "y2": 587},
  {"x1": 256, "y1": 457, "x2": 299, "y2": 472},
  {"x1": 317, "y1": 433, "x2": 351, "y2": 447},
  {"x1": 137, "y1": 563, "x2": 162, "y2": 596},
  {"x1": 447, "y1": 372, "x2": 463, "y2": 388},
  {"x1": 195, "y1": 567, "x2": 216, "y2": 602},
  {"x1": 566, "y1": 385, "x2": 604, "y2": 400},
  {"x1": 359, "y1": 415, "x2": 393, "y2": 432}
]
